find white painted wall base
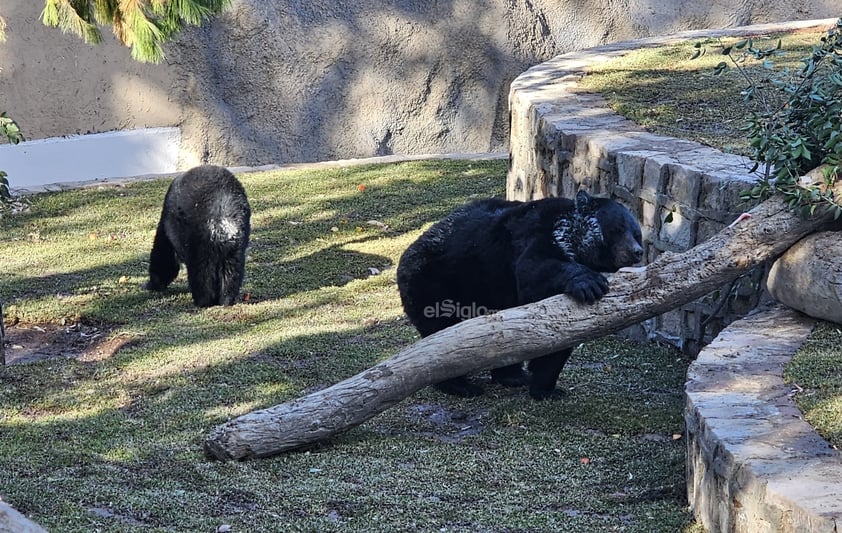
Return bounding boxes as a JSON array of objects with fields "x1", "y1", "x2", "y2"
[{"x1": 0, "y1": 127, "x2": 181, "y2": 191}]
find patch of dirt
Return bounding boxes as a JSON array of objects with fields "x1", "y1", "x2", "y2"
[
  {"x1": 401, "y1": 403, "x2": 487, "y2": 443},
  {"x1": 2, "y1": 322, "x2": 132, "y2": 365}
]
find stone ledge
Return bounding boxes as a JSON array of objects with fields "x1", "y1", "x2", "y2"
[
  {"x1": 506, "y1": 17, "x2": 839, "y2": 353},
  {"x1": 507, "y1": 18, "x2": 839, "y2": 203},
  {"x1": 685, "y1": 304, "x2": 842, "y2": 532}
]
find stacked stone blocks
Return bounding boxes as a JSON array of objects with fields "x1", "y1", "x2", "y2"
[
  {"x1": 507, "y1": 47, "x2": 766, "y2": 353},
  {"x1": 506, "y1": 21, "x2": 842, "y2": 530},
  {"x1": 685, "y1": 305, "x2": 842, "y2": 532}
]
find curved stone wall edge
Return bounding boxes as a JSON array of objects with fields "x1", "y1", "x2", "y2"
[
  {"x1": 505, "y1": 17, "x2": 840, "y2": 353},
  {"x1": 685, "y1": 304, "x2": 842, "y2": 532},
  {"x1": 507, "y1": 17, "x2": 839, "y2": 202}
]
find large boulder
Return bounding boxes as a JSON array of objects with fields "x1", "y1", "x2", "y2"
[
  {"x1": 0, "y1": 0, "x2": 838, "y2": 167},
  {"x1": 767, "y1": 231, "x2": 842, "y2": 325}
]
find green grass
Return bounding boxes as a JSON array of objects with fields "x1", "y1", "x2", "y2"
[
  {"x1": 0, "y1": 159, "x2": 698, "y2": 532},
  {"x1": 577, "y1": 29, "x2": 827, "y2": 155},
  {"x1": 577, "y1": 25, "x2": 842, "y2": 452},
  {"x1": 784, "y1": 321, "x2": 842, "y2": 447}
]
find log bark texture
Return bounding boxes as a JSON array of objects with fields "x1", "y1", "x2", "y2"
[
  {"x1": 767, "y1": 230, "x2": 842, "y2": 323},
  {"x1": 0, "y1": 501, "x2": 47, "y2": 533},
  {"x1": 1, "y1": 302, "x2": 5, "y2": 366},
  {"x1": 204, "y1": 192, "x2": 836, "y2": 460}
]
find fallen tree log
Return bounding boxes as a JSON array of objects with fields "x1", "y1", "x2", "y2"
[
  {"x1": 204, "y1": 189, "x2": 839, "y2": 461},
  {"x1": 1, "y1": 302, "x2": 5, "y2": 366},
  {"x1": 0, "y1": 500, "x2": 47, "y2": 533}
]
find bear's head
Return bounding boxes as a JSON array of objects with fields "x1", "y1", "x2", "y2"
[{"x1": 553, "y1": 190, "x2": 643, "y2": 272}]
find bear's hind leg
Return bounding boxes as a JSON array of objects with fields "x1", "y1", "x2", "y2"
[
  {"x1": 490, "y1": 364, "x2": 529, "y2": 387},
  {"x1": 434, "y1": 377, "x2": 485, "y2": 398},
  {"x1": 411, "y1": 317, "x2": 486, "y2": 397},
  {"x1": 146, "y1": 222, "x2": 180, "y2": 291},
  {"x1": 527, "y1": 348, "x2": 573, "y2": 400}
]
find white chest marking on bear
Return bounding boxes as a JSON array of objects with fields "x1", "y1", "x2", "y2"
[
  {"x1": 210, "y1": 217, "x2": 240, "y2": 240},
  {"x1": 552, "y1": 219, "x2": 576, "y2": 260},
  {"x1": 552, "y1": 214, "x2": 603, "y2": 260}
]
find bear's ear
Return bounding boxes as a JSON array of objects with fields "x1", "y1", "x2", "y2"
[{"x1": 574, "y1": 190, "x2": 593, "y2": 212}]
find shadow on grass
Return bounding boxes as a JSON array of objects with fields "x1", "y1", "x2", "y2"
[
  {"x1": 12, "y1": 158, "x2": 719, "y2": 531},
  {"x1": 1, "y1": 321, "x2": 699, "y2": 532},
  {"x1": 1, "y1": 159, "x2": 504, "y2": 313}
]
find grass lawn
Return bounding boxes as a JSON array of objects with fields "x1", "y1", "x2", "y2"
[
  {"x1": 577, "y1": 28, "x2": 831, "y2": 155},
  {"x1": 0, "y1": 159, "x2": 697, "y2": 532},
  {"x1": 578, "y1": 24, "x2": 842, "y2": 452}
]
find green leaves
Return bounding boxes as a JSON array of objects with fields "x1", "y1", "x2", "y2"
[
  {"x1": 0, "y1": 112, "x2": 23, "y2": 204},
  {"x1": 41, "y1": 0, "x2": 103, "y2": 46},
  {"x1": 702, "y1": 19, "x2": 842, "y2": 215},
  {"x1": 0, "y1": 112, "x2": 24, "y2": 145},
  {"x1": 789, "y1": 137, "x2": 812, "y2": 161},
  {"x1": 713, "y1": 61, "x2": 728, "y2": 75},
  {"x1": 689, "y1": 42, "x2": 704, "y2": 60}
]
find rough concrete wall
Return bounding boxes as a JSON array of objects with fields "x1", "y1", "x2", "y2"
[
  {"x1": 0, "y1": 0, "x2": 838, "y2": 167},
  {"x1": 0, "y1": 3, "x2": 179, "y2": 138}
]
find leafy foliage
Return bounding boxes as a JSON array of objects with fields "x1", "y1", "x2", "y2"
[
  {"x1": 696, "y1": 20, "x2": 842, "y2": 218},
  {"x1": 41, "y1": 0, "x2": 231, "y2": 63},
  {"x1": 0, "y1": 112, "x2": 24, "y2": 203}
]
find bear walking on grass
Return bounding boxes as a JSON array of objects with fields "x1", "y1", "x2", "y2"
[
  {"x1": 397, "y1": 190, "x2": 643, "y2": 399},
  {"x1": 145, "y1": 165, "x2": 251, "y2": 308}
]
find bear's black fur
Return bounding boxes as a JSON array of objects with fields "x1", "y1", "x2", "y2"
[
  {"x1": 145, "y1": 165, "x2": 251, "y2": 308},
  {"x1": 397, "y1": 190, "x2": 643, "y2": 399}
]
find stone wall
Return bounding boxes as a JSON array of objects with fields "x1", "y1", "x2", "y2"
[
  {"x1": 684, "y1": 305, "x2": 842, "y2": 532},
  {"x1": 506, "y1": 20, "x2": 839, "y2": 353},
  {"x1": 0, "y1": 1, "x2": 838, "y2": 170}
]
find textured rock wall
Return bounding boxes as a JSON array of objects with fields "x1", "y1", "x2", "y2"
[{"x1": 0, "y1": 0, "x2": 838, "y2": 167}]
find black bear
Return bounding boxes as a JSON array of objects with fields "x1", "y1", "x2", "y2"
[
  {"x1": 145, "y1": 165, "x2": 251, "y2": 307},
  {"x1": 397, "y1": 190, "x2": 643, "y2": 399}
]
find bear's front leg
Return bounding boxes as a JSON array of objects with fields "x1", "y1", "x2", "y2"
[
  {"x1": 557, "y1": 265, "x2": 609, "y2": 304},
  {"x1": 516, "y1": 253, "x2": 609, "y2": 305},
  {"x1": 527, "y1": 349, "x2": 573, "y2": 400}
]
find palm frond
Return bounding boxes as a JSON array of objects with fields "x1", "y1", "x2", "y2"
[
  {"x1": 41, "y1": 0, "x2": 103, "y2": 45},
  {"x1": 41, "y1": 0, "x2": 231, "y2": 63}
]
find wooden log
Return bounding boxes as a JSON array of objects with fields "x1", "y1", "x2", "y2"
[
  {"x1": 0, "y1": 501, "x2": 48, "y2": 533},
  {"x1": 204, "y1": 190, "x2": 838, "y2": 461},
  {"x1": 767, "y1": 230, "x2": 842, "y2": 324}
]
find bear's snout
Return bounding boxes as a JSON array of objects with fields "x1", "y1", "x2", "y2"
[{"x1": 612, "y1": 234, "x2": 643, "y2": 269}]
